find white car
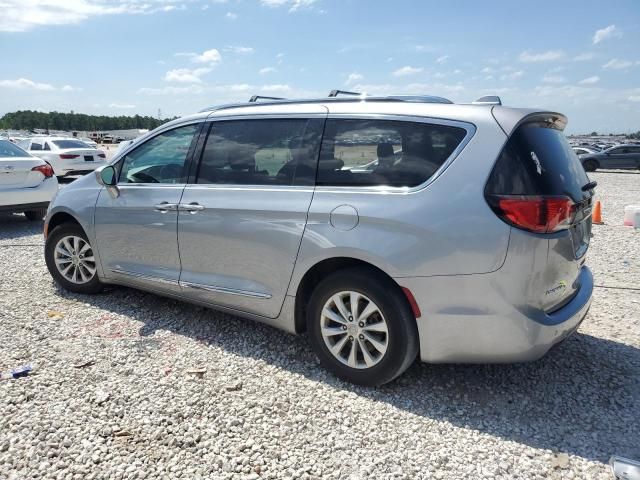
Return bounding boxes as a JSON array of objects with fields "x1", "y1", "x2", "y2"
[
  {"x1": 17, "y1": 137, "x2": 107, "y2": 178},
  {"x1": 0, "y1": 140, "x2": 58, "y2": 220}
]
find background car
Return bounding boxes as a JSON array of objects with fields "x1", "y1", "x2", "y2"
[
  {"x1": 572, "y1": 146, "x2": 599, "y2": 156},
  {"x1": 0, "y1": 139, "x2": 58, "y2": 220},
  {"x1": 17, "y1": 137, "x2": 107, "y2": 178},
  {"x1": 580, "y1": 144, "x2": 640, "y2": 171}
]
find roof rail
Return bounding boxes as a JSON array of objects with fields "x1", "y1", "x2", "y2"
[
  {"x1": 328, "y1": 89, "x2": 362, "y2": 97},
  {"x1": 200, "y1": 93, "x2": 454, "y2": 113},
  {"x1": 248, "y1": 95, "x2": 285, "y2": 103},
  {"x1": 472, "y1": 95, "x2": 502, "y2": 105}
]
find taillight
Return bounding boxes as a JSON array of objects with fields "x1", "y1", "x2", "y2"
[
  {"x1": 487, "y1": 195, "x2": 575, "y2": 233},
  {"x1": 98, "y1": 153, "x2": 106, "y2": 158},
  {"x1": 31, "y1": 163, "x2": 54, "y2": 178},
  {"x1": 59, "y1": 154, "x2": 79, "y2": 159}
]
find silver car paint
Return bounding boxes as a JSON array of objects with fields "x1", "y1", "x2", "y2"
[{"x1": 45, "y1": 101, "x2": 592, "y2": 363}]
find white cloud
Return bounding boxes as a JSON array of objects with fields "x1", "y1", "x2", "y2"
[
  {"x1": 579, "y1": 76, "x2": 600, "y2": 85},
  {"x1": 192, "y1": 48, "x2": 222, "y2": 64},
  {"x1": 602, "y1": 58, "x2": 634, "y2": 70},
  {"x1": 0, "y1": 78, "x2": 55, "y2": 91},
  {"x1": 392, "y1": 66, "x2": 423, "y2": 77},
  {"x1": 500, "y1": 70, "x2": 524, "y2": 81},
  {"x1": 224, "y1": 46, "x2": 253, "y2": 54},
  {"x1": 259, "y1": 67, "x2": 277, "y2": 75},
  {"x1": 629, "y1": 96, "x2": 640, "y2": 102},
  {"x1": 542, "y1": 75, "x2": 566, "y2": 84},
  {"x1": 138, "y1": 85, "x2": 205, "y2": 95},
  {"x1": 260, "y1": 84, "x2": 291, "y2": 93},
  {"x1": 518, "y1": 50, "x2": 565, "y2": 62},
  {"x1": 574, "y1": 53, "x2": 594, "y2": 61},
  {"x1": 481, "y1": 67, "x2": 493, "y2": 74},
  {"x1": 225, "y1": 12, "x2": 237, "y2": 19},
  {"x1": 345, "y1": 73, "x2": 363, "y2": 86},
  {"x1": 260, "y1": 0, "x2": 317, "y2": 12},
  {"x1": 593, "y1": 25, "x2": 622, "y2": 44},
  {"x1": 164, "y1": 68, "x2": 211, "y2": 83},
  {"x1": 109, "y1": 103, "x2": 136, "y2": 109},
  {"x1": 0, "y1": 0, "x2": 186, "y2": 32},
  {"x1": 436, "y1": 55, "x2": 449, "y2": 64},
  {"x1": 61, "y1": 85, "x2": 79, "y2": 92}
]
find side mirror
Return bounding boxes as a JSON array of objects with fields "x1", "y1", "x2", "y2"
[
  {"x1": 610, "y1": 456, "x2": 640, "y2": 480},
  {"x1": 96, "y1": 165, "x2": 117, "y2": 186},
  {"x1": 95, "y1": 165, "x2": 119, "y2": 198}
]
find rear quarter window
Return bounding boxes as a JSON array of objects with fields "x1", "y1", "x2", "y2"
[
  {"x1": 486, "y1": 123, "x2": 590, "y2": 202},
  {"x1": 317, "y1": 119, "x2": 467, "y2": 188}
]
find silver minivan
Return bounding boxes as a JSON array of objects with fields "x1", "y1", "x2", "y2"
[{"x1": 44, "y1": 93, "x2": 594, "y2": 385}]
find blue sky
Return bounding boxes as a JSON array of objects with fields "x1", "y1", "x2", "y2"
[{"x1": 0, "y1": 0, "x2": 639, "y2": 133}]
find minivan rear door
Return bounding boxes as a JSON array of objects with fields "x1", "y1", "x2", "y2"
[
  {"x1": 177, "y1": 110, "x2": 326, "y2": 318},
  {"x1": 485, "y1": 115, "x2": 593, "y2": 311}
]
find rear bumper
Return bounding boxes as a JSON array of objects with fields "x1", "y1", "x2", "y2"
[
  {"x1": 396, "y1": 266, "x2": 593, "y2": 363},
  {"x1": 0, "y1": 177, "x2": 58, "y2": 211}
]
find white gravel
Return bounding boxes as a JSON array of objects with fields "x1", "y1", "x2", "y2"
[{"x1": 0, "y1": 171, "x2": 639, "y2": 480}]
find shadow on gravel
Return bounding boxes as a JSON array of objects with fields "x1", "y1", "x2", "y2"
[
  {"x1": 0, "y1": 213, "x2": 44, "y2": 242},
  {"x1": 55, "y1": 284, "x2": 640, "y2": 464}
]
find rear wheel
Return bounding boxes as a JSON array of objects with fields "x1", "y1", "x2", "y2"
[
  {"x1": 306, "y1": 268, "x2": 418, "y2": 386},
  {"x1": 24, "y1": 208, "x2": 47, "y2": 221},
  {"x1": 45, "y1": 224, "x2": 104, "y2": 294},
  {"x1": 583, "y1": 159, "x2": 598, "y2": 172}
]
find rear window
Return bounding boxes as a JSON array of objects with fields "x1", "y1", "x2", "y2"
[
  {"x1": 485, "y1": 123, "x2": 590, "y2": 201},
  {"x1": 0, "y1": 140, "x2": 31, "y2": 158},
  {"x1": 52, "y1": 139, "x2": 90, "y2": 149},
  {"x1": 317, "y1": 119, "x2": 467, "y2": 187}
]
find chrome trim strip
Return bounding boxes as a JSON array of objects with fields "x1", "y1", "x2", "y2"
[
  {"x1": 109, "y1": 268, "x2": 179, "y2": 286},
  {"x1": 179, "y1": 281, "x2": 272, "y2": 299}
]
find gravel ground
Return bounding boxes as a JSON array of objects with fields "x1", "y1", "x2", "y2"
[{"x1": 0, "y1": 171, "x2": 639, "y2": 480}]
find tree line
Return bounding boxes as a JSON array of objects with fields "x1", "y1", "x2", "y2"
[{"x1": 0, "y1": 110, "x2": 176, "y2": 132}]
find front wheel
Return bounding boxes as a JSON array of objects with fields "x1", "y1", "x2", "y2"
[
  {"x1": 45, "y1": 224, "x2": 104, "y2": 294},
  {"x1": 306, "y1": 268, "x2": 419, "y2": 386}
]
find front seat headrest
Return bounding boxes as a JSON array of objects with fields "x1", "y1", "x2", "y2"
[{"x1": 377, "y1": 142, "x2": 394, "y2": 158}]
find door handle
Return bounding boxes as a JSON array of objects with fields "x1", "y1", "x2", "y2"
[
  {"x1": 154, "y1": 202, "x2": 178, "y2": 212},
  {"x1": 179, "y1": 202, "x2": 205, "y2": 214}
]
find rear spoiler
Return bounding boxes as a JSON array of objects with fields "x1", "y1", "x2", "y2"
[{"x1": 492, "y1": 108, "x2": 567, "y2": 136}]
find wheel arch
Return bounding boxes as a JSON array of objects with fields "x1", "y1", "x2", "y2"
[
  {"x1": 46, "y1": 211, "x2": 83, "y2": 237},
  {"x1": 582, "y1": 157, "x2": 600, "y2": 171},
  {"x1": 293, "y1": 256, "x2": 414, "y2": 334}
]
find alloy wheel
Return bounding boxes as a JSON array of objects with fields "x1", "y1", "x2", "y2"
[
  {"x1": 320, "y1": 291, "x2": 389, "y2": 369},
  {"x1": 54, "y1": 236, "x2": 96, "y2": 284}
]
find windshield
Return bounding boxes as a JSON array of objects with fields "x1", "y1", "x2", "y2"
[
  {"x1": 53, "y1": 139, "x2": 91, "y2": 149},
  {"x1": 0, "y1": 140, "x2": 31, "y2": 158}
]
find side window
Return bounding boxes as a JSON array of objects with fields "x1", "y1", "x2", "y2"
[
  {"x1": 197, "y1": 118, "x2": 323, "y2": 186},
  {"x1": 30, "y1": 141, "x2": 43, "y2": 151},
  {"x1": 43, "y1": 142, "x2": 51, "y2": 151},
  {"x1": 119, "y1": 124, "x2": 198, "y2": 184},
  {"x1": 317, "y1": 119, "x2": 467, "y2": 187},
  {"x1": 609, "y1": 148, "x2": 622, "y2": 154}
]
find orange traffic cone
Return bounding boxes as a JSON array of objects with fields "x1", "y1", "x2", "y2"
[{"x1": 592, "y1": 200, "x2": 604, "y2": 225}]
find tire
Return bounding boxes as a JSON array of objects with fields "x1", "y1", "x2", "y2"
[
  {"x1": 24, "y1": 208, "x2": 47, "y2": 221},
  {"x1": 583, "y1": 159, "x2": 598, "y2": 172},
  {"x1": 45, "y1": 223, "x2": 104, "y2": 294},
  {"x1": 306, "y1": 267, "x2": 419, "y2": 386}
]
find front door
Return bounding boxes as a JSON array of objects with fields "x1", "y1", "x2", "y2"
[
  {"x1": 177, "y1": 114, "x2": 325, "y2": 318},
  {"x1": 94, "y1": 123, "x2": 201, "y2": 292}
]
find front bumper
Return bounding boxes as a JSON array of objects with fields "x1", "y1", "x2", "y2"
[{"x1": 396, "y1": 266, "x2": 593, "y2": 363}]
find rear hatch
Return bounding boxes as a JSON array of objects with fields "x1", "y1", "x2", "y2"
[{"x1": 485, "y1": 116, "x2": 594, "y2": 312}]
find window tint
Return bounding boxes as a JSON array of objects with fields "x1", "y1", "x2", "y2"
[
  {"x1": 119, "y1": 124, "x2": 198, "y2": 184},
  {"x1": 30, "y1": 141, "x2": 43, "y2": 151},
  {"x1": 316, "y1": 119, "x2": 466, "y2": 187},
  {"x1": 0, "y1": 140, "x2": 31, "y2": 158},
  {"x1": 52, "y1": 139, "x2": 90, "y2": 149},
  {"x1": 485, "y1": 123, "x2": 590, "y2": 202},
  {"x1": 197, "y1": 118, "x2": 323, "y2": 186}
]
